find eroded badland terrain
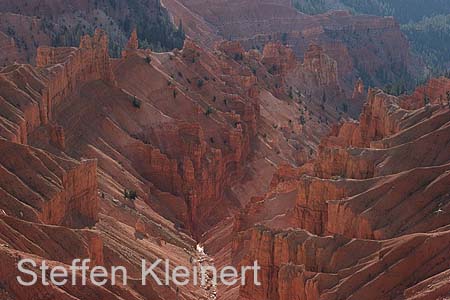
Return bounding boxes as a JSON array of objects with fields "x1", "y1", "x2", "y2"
[{"x1": 0, "y1": 0, "x2": 449, "y2": 299}]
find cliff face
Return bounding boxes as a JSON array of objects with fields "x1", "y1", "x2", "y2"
[
  {"x1": 38, "y1": 29, "x2": 116, "y2": 122},
  {"x1": 235, "y1": 78, "x2": 450, "y2": 237},
  {"x1": 0, "y1": 140, "x2": 98, "y2": 227},
  {"x1": 90, "y1": 37, "x2": 261, "y2": 235},
  {"x1": 235, "y1": 226, "x2": 450, "y2": 300},
  {"x1": 0, "y1": 25, "x2": 360, "y2": 298},
  {"x1": 0, "y1": 29, "x2": 115, "y2": 144},
  {"x1": 162, "y1": 0, "x2": 420, "y2": 91},
  {"x1": 303, "y1": 44, "x2": 339, "y2": 87},
  {"x1": 0, "y1": 0, "x2": 184, "y2": 63},
  {"x1": 0, "y1": 10, "x2": 448, "y2": 300},
  {"x1": 219, "y1": 77, "x2": 450, "y2": 300},
  {"x1": 0, "y1": 31, "x2": 207, "y2": 300}
]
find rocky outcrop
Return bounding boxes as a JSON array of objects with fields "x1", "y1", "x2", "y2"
[
  {"x1": 261, "y1": 42, "x2": 297, "y2": 76},
  {"x1": 400, "y1": 76, "x2": 450, "y2": 109},
  {"x1": 162, "y1": 0, "x2": 419, "y2": 92},
  {"x1": 303, "y1": 44, "x2": 338, "y2": 87},
  {"x1": 0, "y1": 31, "x2": 211, "y2": 300},
  {"x1": 0, "y1": 63, "x2": 46, "y2": 144},
  {"x1": 0, "y1": 140, "x2": 98, "y2": 227},
  {"x1": 232, "y1": 78, "x2": 450, "y2": 245},
  {"x1": 352, "y1": 78, "x2": 365, "y2": 100},
  {"x1": 107, "y1": 37, "x2": 260, "y2": 235},
  {"x1": 38, "y1": 29, "x2": 116, "y2": 122},
  {"x1": 220, "y1": 77, "x2": 450, "y2": 300},
  {"x1": 260, "y1": 42, "x2": 340, "y2": 90},
  {"x1": 122, "y1": 28, "x2": 139, "y2": 58},
  {"x1": 235, "y1": 226, "x2": 450, "y2": 300},
  {"x1": 0, "y1": 30, "x2": 115, "y2": 145}
]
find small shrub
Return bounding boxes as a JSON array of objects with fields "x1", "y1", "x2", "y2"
[
  {"x1": 299, "y1": 116, "x2": 306, "y2": 125},
  {"x1": 145, "y1": 56, "x2": 151, "y2": 64},
  {"x1": 197, "y1": 79, "x2": 204, "y2": 88},
  {"x1": 205, "y1": 106, "x2": 213, "y2": 116},
  {"x1": 124, "y1": 189, "x2": 137, "y2": 201},
  {"x1": 132, "y1": 97, "x2": 141, "y2": 108},
  {"x1": 268, "y1": 65, "x2": 277, "y2": 75},
  {"x1": 423, "y1": 95, "x2": 430, "y2": 106}
]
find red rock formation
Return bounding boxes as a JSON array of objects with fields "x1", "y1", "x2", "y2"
[
  {"x1": 39, "y1": 29, "x2": 116, "y2": 122},
  {"x1": 303, "y1": 44, "x2": 338, "y2": 87},
  {"x1": 0, "y1": 140, "x2": 98, "y2": 227},
  {"x1": 352, "y1": 78, "x2": 365, "y2": 100},
  {"x1": 0, "y1": 30, "x2": 211, "y2": 300},
  {"x1": 0, "y1": 29, "x2": 115, "y2": 145},
  {"x1": 261, "y1": 42, "x2": 297, "y2": 75},
  {"x1": 106, "y1": 36, "x2": 262, "y2": 235},
  {"x1": 0, "y1": 12, "x2": 447, "y2": 300},
  {"x1": 400, "y1": 76, "x2": 450, "y2": 109},
  {"x1": 236, "y1": 78, "x2": 450, "y2": 239},
  {"x1": 234, "y1": 226, "x2": 450, "y2": 300},
  {"x1": 0, "y1": 63, "x2": 46, "y2": 144},
  {"x1": 162, "y1": 0, "x2": 420, "y2": 92},
  {"x1": 215, "y1": 77, "x2": 450, "y2": 300},
  {"x1": 122, "y1": 28, "x2": 139, "y2": 58},
  {"x1": 0, "y1": 31, "x2": 19, "y2": 66}
]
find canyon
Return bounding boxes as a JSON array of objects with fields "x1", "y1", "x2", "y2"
[
  {"x1": 0, "y1": 1, "x2": 449, "y2": 300},
  {"x1": 161, "y1": 0, "x2": 421, "y2": 90},
  {"x1": 0, "y1": 27, "x2": 347, "y2": 299}
]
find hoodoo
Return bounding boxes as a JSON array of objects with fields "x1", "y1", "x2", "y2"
[{"x1": 0, "y1": 1, "x2": 449, "y2": 300}]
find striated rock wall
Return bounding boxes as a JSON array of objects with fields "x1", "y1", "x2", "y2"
[
  {"x1": 325, "y1": 84, "x2": 448, "y2": 238},
  {"x1": 163, "y1": 0, "x2": 420, "y2": 92},
  {"x1": 0, "y1": 30, "x2": 215, "y2": 300},
  {"x1": 0, "y1": 140, "x2": 98, "y2": 227},
  {"x1": 235, "y1": 77, "x2": 450, "y2": 244},
  {"x1": 260, "y1": 42, "x2": 340, "y2": 92},
  {"x1": 38, "y1": 29, "x2": 116, "y2": 123},
  {"x1": 109, "y1": 37, "x2": 260, "y2": 235},
  {"x1": 227, "y1": 79, "x2": 450, "y2": 300},
  {"x1": 400, "y1": 76, "x2": 450, "y2": 109},
  {"x1": 235, "y1": 225, "x2": 450, "y2": 300},
  {"x1": 122, "y1": 28, "x2": 139, "y2": 58},
  {"x1": 0, "y1": 63, "x2": 46, "y2": 144},
  {"x1": 303, "y1": 44, "x2": 338, "y2": 87},
  {"x1": 0, "y1": 30, "x2": 115, "y2": 145}
]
